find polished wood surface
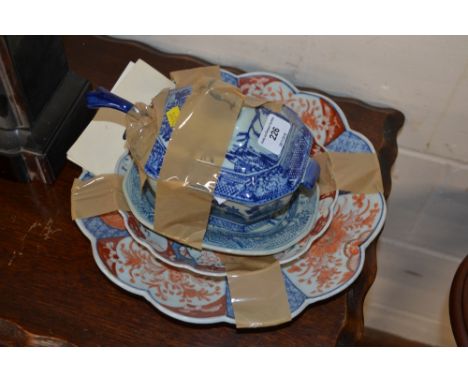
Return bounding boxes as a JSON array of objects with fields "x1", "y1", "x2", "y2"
[
  {"x1": 0, "y1": 36, "x2": 404, "y2": 346},
  {"x1": 450, "y1": 255, "x2": 468, "y2": 346}
]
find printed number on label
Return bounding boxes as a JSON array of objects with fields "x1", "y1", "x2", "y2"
[{"x1": 258, "y1": 114, "x2": 291, "y2": 156}]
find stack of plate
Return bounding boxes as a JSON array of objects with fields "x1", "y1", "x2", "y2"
[{"x1": 75, "y1": 70, "x2": 386, "y2": 325}]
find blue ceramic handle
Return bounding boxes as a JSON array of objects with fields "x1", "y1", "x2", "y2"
[{"x1": 86, "y1": 87, "x2": 134, "y2": 113}]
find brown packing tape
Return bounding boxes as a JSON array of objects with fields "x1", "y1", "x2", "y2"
[
  {"x1": 152, "y1": 89, "x2": 171, "y2": 131},
  {"x1": 70, "y1": 174, "x2": 129, "y2": 220},
  {"x1": 155, "y1": 182, "x2": 213, "y2": 248},
  {"x1": 125, "y1": 89, "x2": 170, "y2": 189},
  {"x1": 171, "y1": 66, "x2": 284, "y2": 111},
  {"x1": 155, "y1": 78, "x2": 244, "y2": 249},
  {"x1": 219, "y1": 254, "x2": 292, "y2": 328},
  {"x1": 263, "y1": 101, "x2": 284, "y2": 113},
  {"x1": 194, "y1": 82, "x2": 284, "y2": 112},
  {"x1": 242, "y1": 95, "x2": 267, "y2": 108},
  {"x1": 243, "y1": 95, "x2": 283, "y2": 113},
  {"x1": 315, "y1": 152, "x2": 384, "y2": 194},
  {"x1": 314, "y1": 152, "x2": 337, "y2": 195},
  {"x1": 170, "y1": 65, "x2": 221, "y2": 87}
]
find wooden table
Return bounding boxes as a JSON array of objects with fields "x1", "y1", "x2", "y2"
[{"x1": 0, "y1": 36, "x2": 404, "y2": 346}]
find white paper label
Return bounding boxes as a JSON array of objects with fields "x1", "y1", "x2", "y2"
[
  {"x1": 67, "y1": 59, "x2": 175, "y2": 175},
  {"x1": 258, "y1": 114, "x2": 291, "y2": 156}
]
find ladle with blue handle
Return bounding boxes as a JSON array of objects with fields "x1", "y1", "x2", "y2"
[{"x1": 86, "y1": 87, "x2": 142, "y2": 119}]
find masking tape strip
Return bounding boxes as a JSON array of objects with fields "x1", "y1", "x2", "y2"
[
  {"x1": 170, "y1": 66, "x2": 283, "y2": 112},
  {"x1": 155, "y1": 78, "x2": 244, "y2": 249},
  {"x1": 70, "y1": 174, "x2": 129, "y2": 220},
  {"x1": 125, "y1": 89, "x2": 170, "y2": 189},
  {"x1": 315, "y1": 152, "x2": 384, "y2": 194},
  {"x1": 170, "y1": 65, "x2": 221, "y2": 88},
  {"x1": 219, "y1": 254, "x2": 292, "y2": 328},
  {"x1": 152, "y1": 89, "x2": 171, "y2": 132},
  {"x1": 243, "y1": 95, "x2": 283, "y2": 113}
]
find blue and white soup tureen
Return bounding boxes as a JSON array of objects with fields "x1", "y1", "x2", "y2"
[{"x1": 86, "y1": 86, "x2": 320, "y2": 224}]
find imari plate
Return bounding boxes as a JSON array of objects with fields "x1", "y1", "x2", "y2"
[{"x1": 74, "y1": 71, "x2": 386, "y2": 325}]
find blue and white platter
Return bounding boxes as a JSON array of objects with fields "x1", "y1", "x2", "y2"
[{"x1": 123, "y1": 157, "x2": 320, "y2": 256}]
